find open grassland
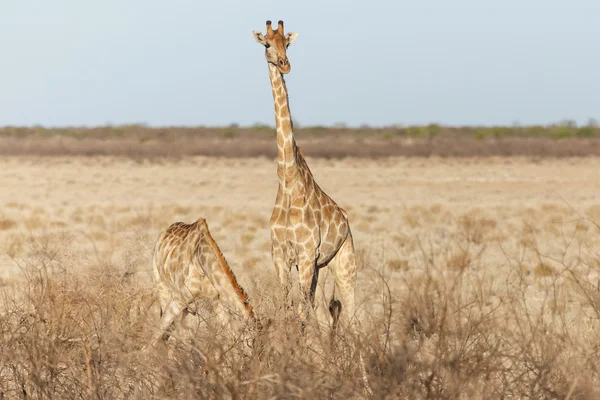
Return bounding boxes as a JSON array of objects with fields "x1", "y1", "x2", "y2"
[
  {"x1": 2, "y1": 122, "x2": 600, "y2": 158},
  {"x1": 1, "y1": 155, "x2": 600, "y2": 398}
]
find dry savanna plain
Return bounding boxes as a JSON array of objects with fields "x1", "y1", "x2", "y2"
[{"x1": 2, "y1": 130, "x2": 600, "y2": 399}]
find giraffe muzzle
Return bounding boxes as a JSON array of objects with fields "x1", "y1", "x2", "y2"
[{"x1": 277, "y1": 58, "x2": 291, "y2": 74}]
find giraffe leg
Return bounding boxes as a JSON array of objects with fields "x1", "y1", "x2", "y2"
[
  {"x1": 147, "y1": 299, "x2": 185, "y2": 350},
  {"x1": 331, "y1": 235, "x2": 358, "y2": 331},
  {"x1": 143, "y1": 281, "x2": 181, "y2": 350},
  {"x1": 272, "y1": 245, "x2": 292, "y2": 314},
  {"x1": 296, "y1": 256, "x2": 319, "y2": 328},
  {"x1": 330, "y1": 233, "x2": 373, "y2": 396}
]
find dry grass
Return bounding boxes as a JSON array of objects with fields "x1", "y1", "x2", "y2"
[
  {"x1": 2, "y1": 219, "x2": 600, "y2": 399},
  {"x1": 0, "y1": 217, "x2": 16, "y2": 231},
  {"x1": 1, "y1": 156, "x2": 600, "y2": 398}
]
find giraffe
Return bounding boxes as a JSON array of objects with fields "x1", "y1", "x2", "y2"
[
  {"x1": 253, "y1": 20, "x2": 373, "y2": 396},
  {"x1": 253, "y1": 19, "x2": 358, "y2": 331},
  {"x1": 146, "y1": 217, "x2": 256, "y2": 352}
]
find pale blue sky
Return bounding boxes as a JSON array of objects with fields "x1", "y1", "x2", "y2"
[{"x1": 0, "y1": 0, "x2": 597, "y2": 127}]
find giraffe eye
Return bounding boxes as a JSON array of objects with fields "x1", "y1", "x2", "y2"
[{"x1": 265, "y1": 43, "x2": 270, "y2": 49}]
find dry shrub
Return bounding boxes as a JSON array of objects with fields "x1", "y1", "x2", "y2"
[
  {"x1": 533, "y1": 262, "x2": 556, "y2": 278},
  {"x1": 88, "y1": 215, "x2": 106, "y2": 229},
  {"x1": 392, "y1": 233, "x2": 412, "y2": 249},
  {"x1": 49, "y1": 220, "x2": 67, "y2": 229},
  {"x1": 241, "y1": 256, "x2": 262, "y2": 271},
  {"x1": 240, "y1": 232, "x2": 255, "y2": 245},
  {"x1": 446, "y1": 248, "x2": 472, "y2": 271},
  {"x1": 3, "y1": 134, "x2": 600, "y2": 159},
  {"x1": 0, "y1": 261, "x2": 376, "y2": 399},
  {"x1": 387, "y1": 259, "x2": 409, "y2": 272},
  {"x1": 2, "y1": 223, "x2": 600, "y2": 399},
  {"x1": 359, "y1": 223, "x2": 600, "y2": 399},
  {"x1": 89, "y1": 231, "x2": 108, "y2": 241},
  {"x1": 0, "y1": 236, "x2": 375, "y2": 399},
  {"x1": 402, "y1": 212, "x2": 422, "y2": 229},
  {"x1": 0, "y1": 218, "x2": 16, "y2": 231},
  {"x1": 457, "y1": 209, "x2": 497, "y2": 245},
  {"x1": 24, "y1": 216, "x2": 43, "y2": 230}
]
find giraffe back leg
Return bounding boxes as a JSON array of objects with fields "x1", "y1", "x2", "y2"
[
  {"x1": 329, "y1": 233, "x2": 358, "y2": 331},
  {"x1": 329, "y1": 233, "x2": 373, "y2": 396},
  {"x1": 147, "y1": 298, "x2": 186, "y2": 350},
  {"x1": 145, "y1": 279, "x2": 179, "y2": 348}
]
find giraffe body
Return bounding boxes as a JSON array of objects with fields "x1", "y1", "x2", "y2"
[
  {"x1": 271, "y1": 147, "x2": 357, "y2": 325},
  {"x1": 274, "y1": 153, "x2": 350, "y2": 266},
  {"x1": 149, "y1": 218, "x2": 254, "y2": 348}
]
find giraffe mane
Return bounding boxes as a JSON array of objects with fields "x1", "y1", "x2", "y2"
[{"x1": 198, "y1": 219, "x2": 255, "y2": 318}]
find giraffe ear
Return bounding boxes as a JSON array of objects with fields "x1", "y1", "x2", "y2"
[
  {"x1": 285, "y1": 32, "x2": 299, "y2": 46},
  {"x1": 253, "y1": 31, "x2": 266, "y2": 45}
]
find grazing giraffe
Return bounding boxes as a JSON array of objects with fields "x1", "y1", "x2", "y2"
[
  {"x1": 253, "y1": 20, "x2": 358, "y2": 330},
  {"x1": 147, "y1": 217, "x2": 255, "y2": 351},
  {"x1": 253, "y1": 20, "x2": 373, "y2": 396}
]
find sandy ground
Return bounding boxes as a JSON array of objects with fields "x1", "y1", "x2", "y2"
[
  {"x1": 2, "y1": 154, "x2": 599, "y2": 306},
  {"x1": 2, "y1": 155, "x2": 599, "y2": 209},
  {"x1": 2, "y1": 155, "x2": 599, "y2": 258},
  {"x1": 0, "y1": 156, "x2": 598, "y2": 310}
]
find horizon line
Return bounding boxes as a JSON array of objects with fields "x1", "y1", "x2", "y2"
[{"x1": 0, "y1": 119, "x2": 598, "y2": 130}]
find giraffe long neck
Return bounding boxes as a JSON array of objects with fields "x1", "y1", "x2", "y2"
[
  {"x1": 201, "y1": 222, "x2": 255, "y2": 320},
  {"x1": 268, "y1": 63, "x2": 299, "y2": 184}
]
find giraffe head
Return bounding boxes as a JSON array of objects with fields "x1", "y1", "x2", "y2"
[{"x1": 253, "y1": 20, "x2": 298, "y2": 74}]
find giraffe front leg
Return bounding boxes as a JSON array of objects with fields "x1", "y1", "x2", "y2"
[
  {"x1": 271, "y1": 244, "x2": 292, "y2": 315},
  {"x1": 296, "y1": 256, "x2": 319, "y2": 328}
]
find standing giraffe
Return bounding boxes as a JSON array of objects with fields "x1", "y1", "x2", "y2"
[
  {"x1": 252, "y1": 20, "x2": 358, "y2": 331},
  {"x1": 253, "y1": 20, "x2": 372, "y2": 396},
  {"x1": 147, "y1": 217, "x2": 256, "y2": 351}
]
